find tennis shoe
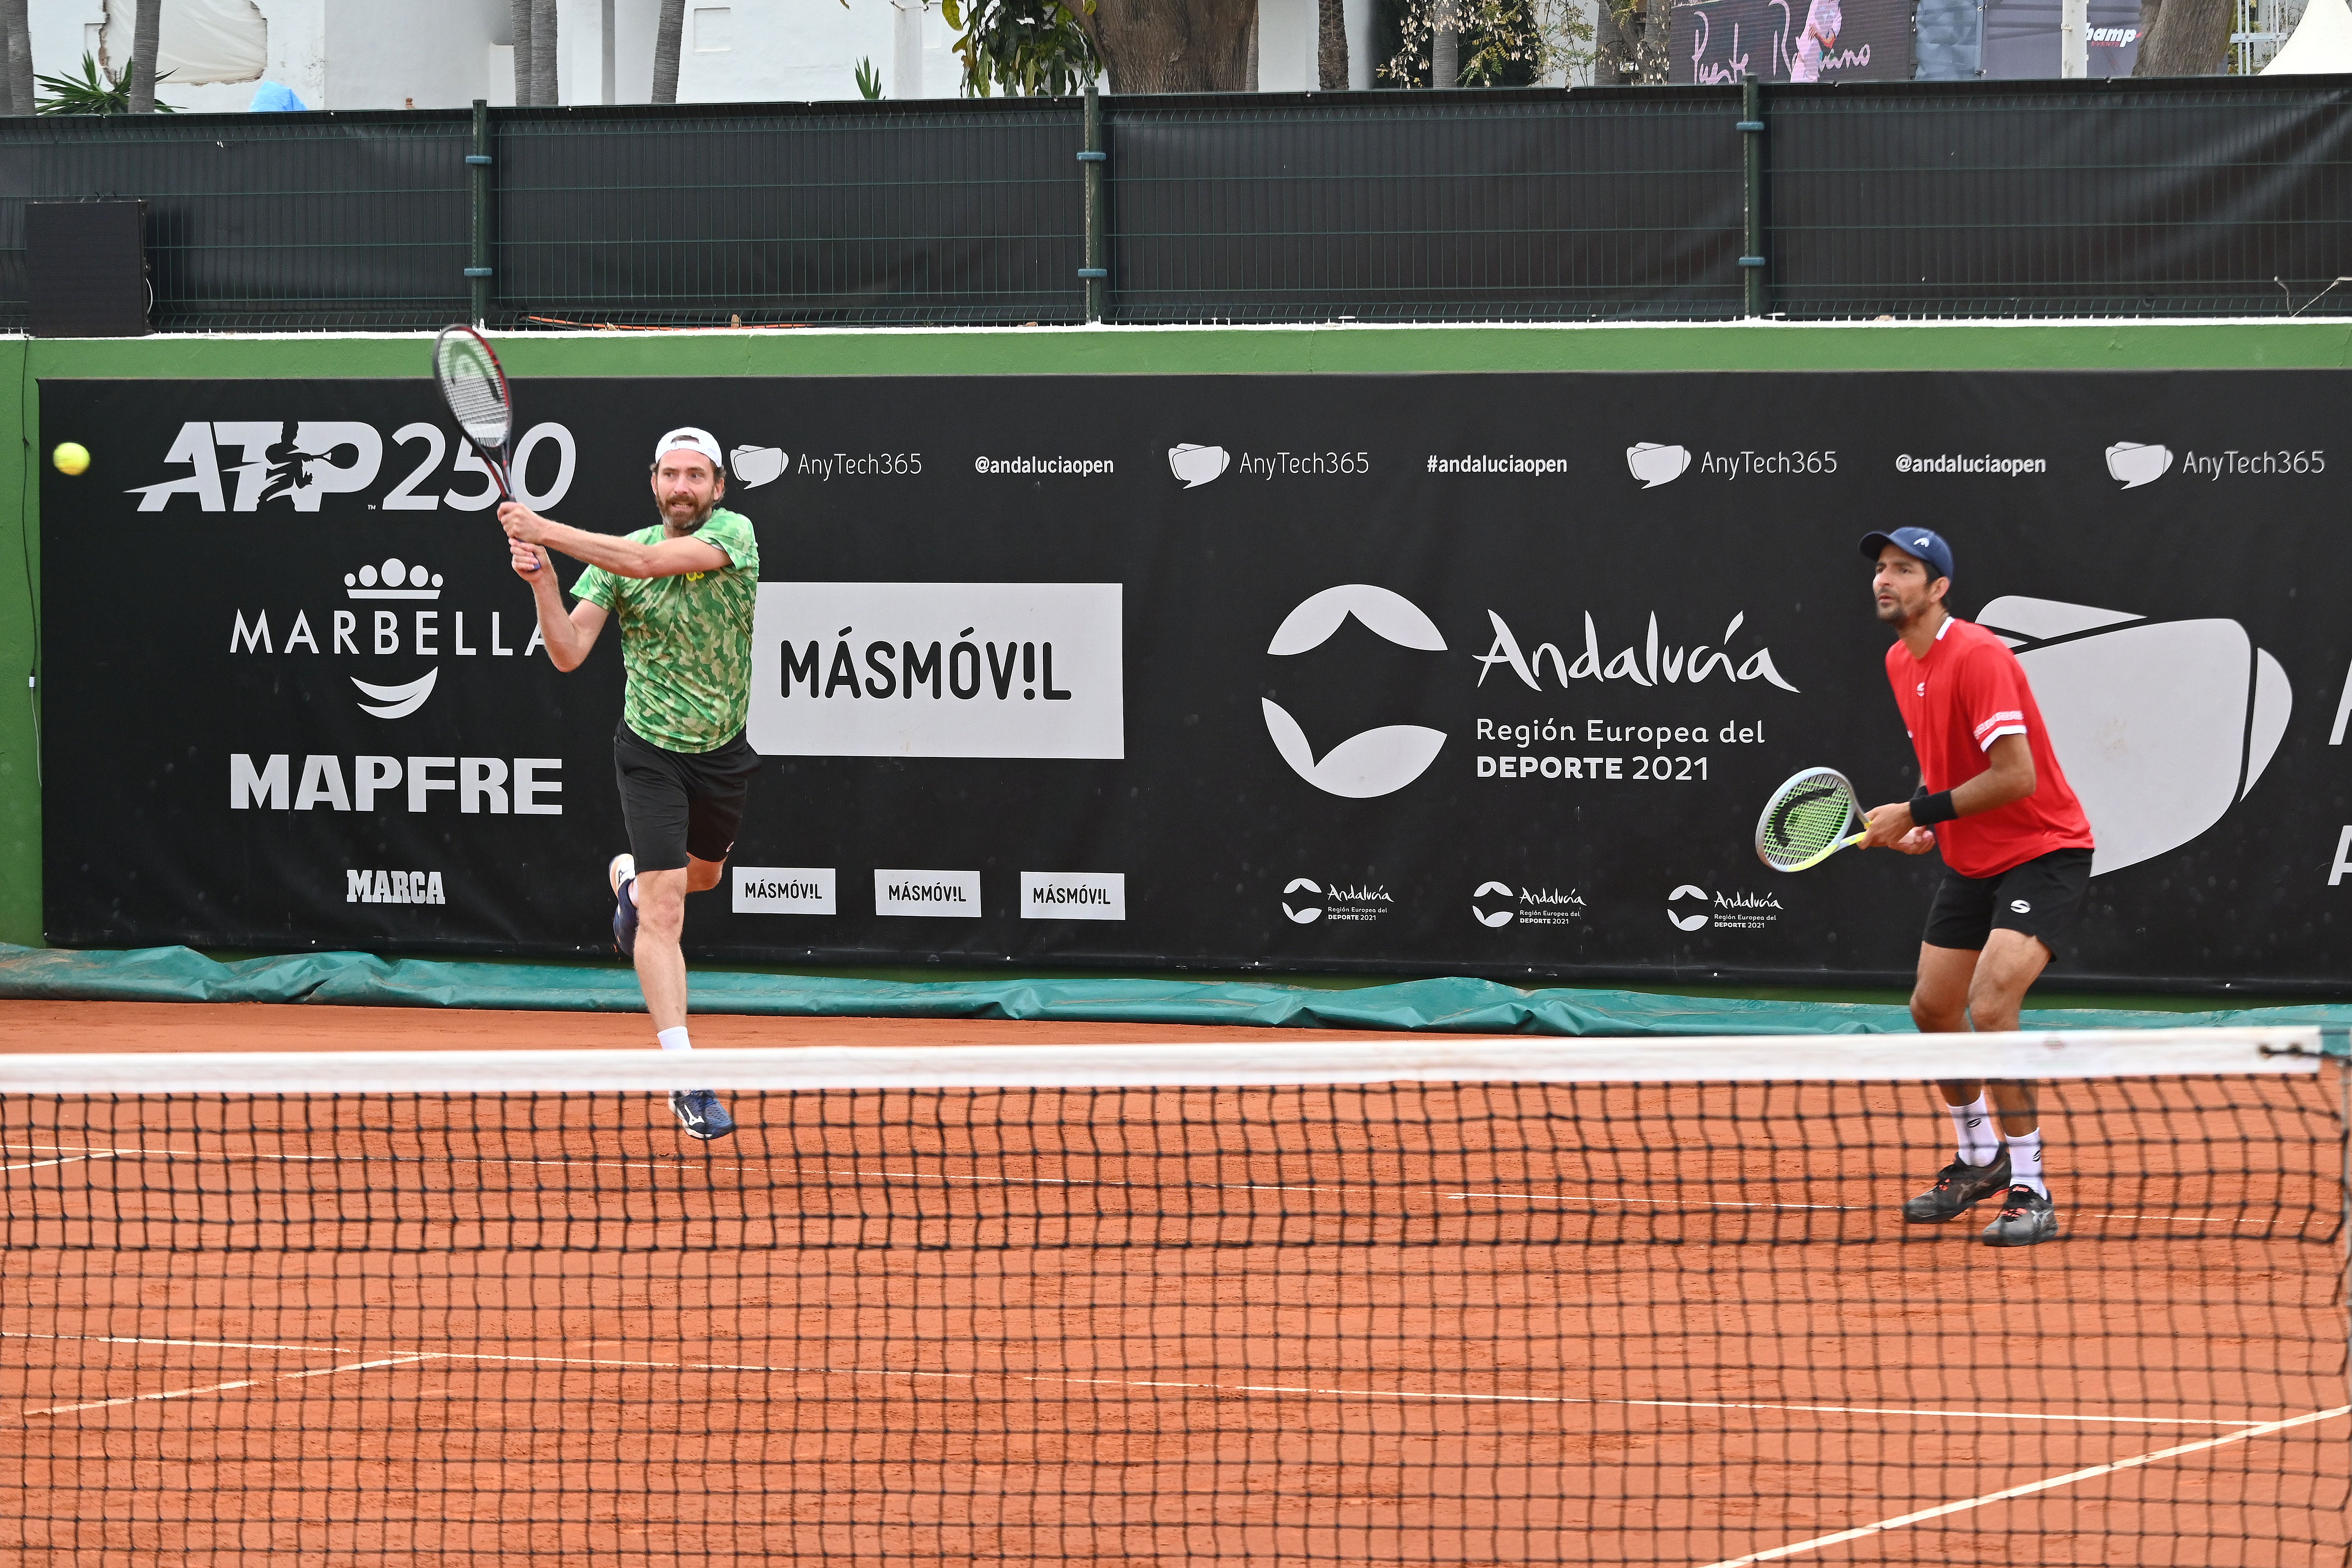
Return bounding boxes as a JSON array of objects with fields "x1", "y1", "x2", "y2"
[
  {"x1": 669, "y1": 1089, "x2": 735, "y2": 1141},
  {"x1": 1900, "y1": 1149, "x2": 2012, "y2": 1223},
  {"x1": 609, "y1": 853, "x2": 638, "y2": 958},
  {"x1": 1980, "y1": 1184, "x2": 2059, "y2": 1247}
]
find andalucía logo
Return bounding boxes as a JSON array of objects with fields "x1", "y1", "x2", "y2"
[
  {"x1": 1669, "y1": 883, "x2": 1782, "y2": 932},
  {"x1": 1263, "y1": 585, "x2": 1448, "y2": 798},
  {"x1": 1282, "y1": 877, "x2": 1391, "y2": 925},
  {"x1": 1475, "y1": 882, "x2": 1584, "y2": 928}
]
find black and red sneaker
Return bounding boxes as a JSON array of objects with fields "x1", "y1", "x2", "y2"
[
  {"x1": 1900, "y1": 1150, "x2": 2013, "y2": 1223},
  {"x1": 1981, "y1": 1184, "x2": 2060, "y2": 1247}
]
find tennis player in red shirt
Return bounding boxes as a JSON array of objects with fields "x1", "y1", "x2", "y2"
[{"x1": 1854, "y1": 528, "x2": 2095, "y2": 1248}]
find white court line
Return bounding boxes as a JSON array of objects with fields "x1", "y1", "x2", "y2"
[
  {"x1": 24, "y1": 1352, "x2": 436, "y2": 1417},
  {"x1": 1, "y1": 1330, "x2": 352, "y2": 1356},
  {"x1": 3, "y1": 1329, "x2": 2263, "y2": 1430},
  {"x1": 1700, "y1": 1404, "x2": 2352, "y2": 1567},
  {"x1": 1, "y1": 1151, "x2": 117, "y2": 1173}
]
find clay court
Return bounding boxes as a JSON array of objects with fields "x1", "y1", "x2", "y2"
[{"x1": 5, "y1": 1002, "x2": 2346, "y2": 1566}]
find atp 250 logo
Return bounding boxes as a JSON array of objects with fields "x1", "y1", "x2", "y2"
[{"x1": 130, "y1": 419, "x2": 577, "y2": 512}]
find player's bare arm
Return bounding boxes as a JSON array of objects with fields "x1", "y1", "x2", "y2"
[
  {"x1": 1861, "y1": 734, "x2": 2036, "y2": 851},
  {"x1": 508, "y1": 537, "x2": 608, "y2": 672},
  {"x1": 498, "y1": 502, "x2": 731, "y2": 580}
]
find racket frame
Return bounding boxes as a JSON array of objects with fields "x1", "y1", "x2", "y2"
[
  {"x1": 432, "y1": 323, "x2": 515, "y2": 502},
  {"x1": 1754, "y1": 765, "x2": 1868, "y2": 873}
]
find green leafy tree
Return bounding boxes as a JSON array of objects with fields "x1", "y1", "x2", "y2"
[
  {"x1": 1380, "y1": 0, "x2": 1590, "y2": 85},
  {"x1": 941, "y1": 0, "x2": 1100, "y2": 96},
  {"x1": 35, "y1": 52, "x2": 174, "y2": 114}
]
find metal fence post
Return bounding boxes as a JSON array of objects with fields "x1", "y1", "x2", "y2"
[
  {"x1": 1079, "y1": 84, "x2": 1107, "y2": 324},
  {"x1": 466, "y1": 99, "x2": 493, "y2": 327},
  {"x1": 1737, "y1": 77, "x2": 1767, "y2": 319}
]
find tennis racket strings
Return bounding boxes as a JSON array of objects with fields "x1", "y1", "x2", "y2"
[
  {"x1": 433, "y1": 325, "x2": 514, "y2": 493},
  {"x1": 1755, "y1": 767, "x2": 1865, "y2": 872}
]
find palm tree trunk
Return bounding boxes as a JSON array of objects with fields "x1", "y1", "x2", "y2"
[
  {"x1": 1318, "y1": 0, "x2": 1348, "y2": 87},
  {"x1": 653, "y1": 0, "x2": 685, "y2": 103},
  {"x1": 531, "y1": 0, "x2": 559, "y2": 104},
  {"x1": 2, "y1": 0, "x2": 29, "y2": 116},
  {"x1": 128, "y1": 0, "x2": 161, "y2": 112},
  {"x1": 2133, "y1": 0, "x2": 2232, "y2": 73},
  {"x1": 1, "y1": 0, "x2": 27, "y2": 115},
  {"x1": 509, "y1": 0, "x2": 535, "y2": 104}
]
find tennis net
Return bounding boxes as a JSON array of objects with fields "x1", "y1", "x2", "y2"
[{"x1": 3, "y1": 1029, "x2": 2347, "y2": 1565}]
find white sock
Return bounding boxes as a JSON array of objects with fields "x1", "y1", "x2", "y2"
[
  {"x1": 2006, "y1": 1130, "x2": 2047, "y2": 1197},
  {"x1": 1949, "y1": 1095, "x2": 1998, "y2": 1165},
  {"x1": 656, "y1": 1026, "x2": 691, "y2": 1053}
]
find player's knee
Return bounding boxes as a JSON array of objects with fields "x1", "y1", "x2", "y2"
[
  {"x1": 687, "y1": 863, "x2": 723, "y2": 894},
  {"x1": 1910, "y1": 990, "x2": 1964, "y2": 1033}
]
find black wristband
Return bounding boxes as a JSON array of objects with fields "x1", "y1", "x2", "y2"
[{"x1": 1910, "y1": 788, "x2": 1958, "y2": 826}]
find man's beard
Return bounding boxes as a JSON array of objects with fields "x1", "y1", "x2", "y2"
[
  {"x1": 662, "y1": 494, "x2": 714, "y2": 531},
  {"x1": 1877, "y1": 592, "x2": 1930, "y2": 628}
]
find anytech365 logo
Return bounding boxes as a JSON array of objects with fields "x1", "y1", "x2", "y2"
[
  {"x1": 1169, "y1": 444, "x2": 1229, "y2": 488},
  {"x1": 1262, "y1": 585, "x2": 1448, "y2": 798},
  {"x1": 2105, "y1": 442, "x2": 2173, "y2": 489}
]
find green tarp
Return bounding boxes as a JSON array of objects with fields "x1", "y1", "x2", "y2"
[{"x1": 2, "y1": 942, "x2": 2342, "y2": 1036}]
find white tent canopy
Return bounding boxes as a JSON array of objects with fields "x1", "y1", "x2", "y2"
[{"x1": 2264, "y1": 0, "x2": 2352, "y2": 73}]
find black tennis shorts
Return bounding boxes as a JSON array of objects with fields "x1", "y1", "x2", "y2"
[
  {"x1": 1922, "y1": 846, "x2": 2094, "y2": 958},
  {"x1": 612, "y1": 723, "x2": 762, "y2": 874}
]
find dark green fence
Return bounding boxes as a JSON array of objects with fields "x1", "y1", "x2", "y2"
[{"x1": 3, "y1": 78, "x2": 2350, "y2": 330}]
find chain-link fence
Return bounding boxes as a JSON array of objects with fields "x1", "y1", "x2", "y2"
[{"x1": 3, "y1": 79, "x2": 2349, "y2": 331}]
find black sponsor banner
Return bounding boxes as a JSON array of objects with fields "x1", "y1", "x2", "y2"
[{"x1": 38, "y1": 371, "x2": 2349, "y2": 987}]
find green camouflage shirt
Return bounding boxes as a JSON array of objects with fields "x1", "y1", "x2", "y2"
[{"x1": 571, "y1": 508, "x2": 760, "y2": 753}]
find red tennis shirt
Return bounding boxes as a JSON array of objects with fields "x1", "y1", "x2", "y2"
[{"x1": 1884, "y1": 615, "x2": 2095, "y2": 879}]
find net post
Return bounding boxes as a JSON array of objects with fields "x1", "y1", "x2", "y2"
[
  {"x1": 1080, "y1": 84, "x2": 1108, "y2": 324},
  {"x1": 467, "y1": 99, "x2": 493, "y2": 329}
]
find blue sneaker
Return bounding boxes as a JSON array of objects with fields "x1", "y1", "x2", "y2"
[
  {"x1": 609, "y1": 853, "x2": 638, "y2": 958},
  {"x1": 669, "y1": 1088, "x2": 735, "y2": 1141}
]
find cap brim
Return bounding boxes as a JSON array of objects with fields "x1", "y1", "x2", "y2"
[{"x1": 1858, "y1": 531, "x2": 1902, "y2": 562}]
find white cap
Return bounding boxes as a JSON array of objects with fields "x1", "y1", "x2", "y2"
[{"x1": 652, "y1": 426, "x2": 725, "y2": 470}]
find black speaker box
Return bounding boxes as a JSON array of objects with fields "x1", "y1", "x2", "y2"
[{"x1": 27, "y1": 200, "x2": 151, "y2": 338}]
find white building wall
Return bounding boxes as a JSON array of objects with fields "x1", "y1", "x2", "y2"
[
  {"x1": 1259, "y1": 0, "x2": 1315, "y2": 90},
  {"x1": 21, "y1": 0, "x2": 1361, "y2": 109},
  {"x1": 26, "y1": 0, "x2": 961, "y2": 109}
]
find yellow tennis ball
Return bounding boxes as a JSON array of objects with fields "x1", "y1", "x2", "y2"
[{"x1": 51, "y1": 442, "x2": 90, "y2": 476}]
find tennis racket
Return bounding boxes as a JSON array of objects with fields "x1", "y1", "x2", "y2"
[
  {"x1": 1755, "y1": 766, "x2": 1868, "y2": 872},
  {"x1": 432, "y1": 324, "x2": 536, "y2": 571}
]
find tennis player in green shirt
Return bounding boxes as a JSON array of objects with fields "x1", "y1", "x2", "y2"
[{"x1": 498, "y1": 427, "x2": 760, "y2": 1140}]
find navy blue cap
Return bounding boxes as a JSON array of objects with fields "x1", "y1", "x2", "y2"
[{"x1": 1860, "y1": 528, "x2": 1953, "y2": 583}]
